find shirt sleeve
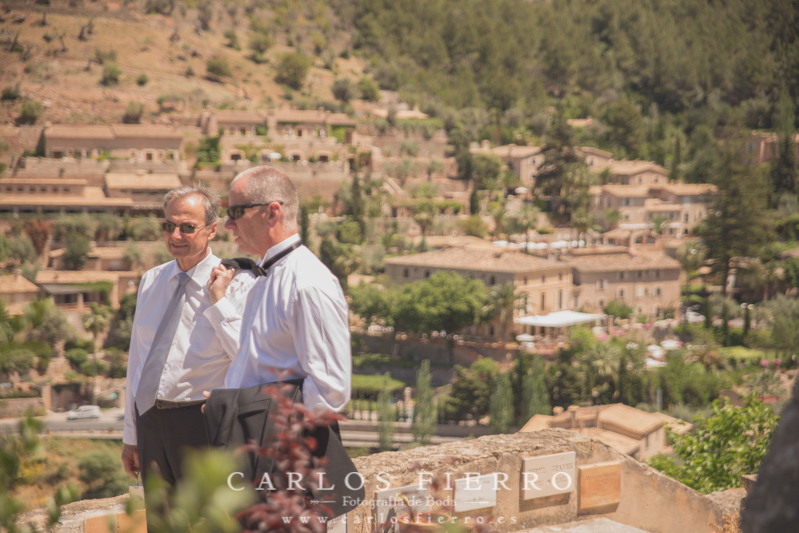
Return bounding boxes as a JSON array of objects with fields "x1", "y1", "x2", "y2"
[
  {"x1": 203, "y1": 271, "x2": 256, "y2": 360},
  {"x1": 123, "y1": 273, "x2": 149, "y2": 445},
  {"x1": 290, "y1": 284, "x2": 351, "y2": 413}
]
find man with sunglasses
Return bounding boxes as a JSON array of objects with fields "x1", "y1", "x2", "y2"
[
  {"x1": 204, "y1": 166, "x2": 359, "y2": 514},
  {"x1": 121, "y1": 186, "x2": 257, "y2": 488}
]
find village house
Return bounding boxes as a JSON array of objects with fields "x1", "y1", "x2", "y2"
[
  {"x1": 596, "y1": 160, "x2": 669, "y2": 186},
  {"x1": 577, "y1": 146, "x2": 614, "y2": 170},
  {"x1": 566, "y1": 247, "x2": 681, "y2": 318},
  {"x1": 384, "y1": 246, "x2": 573, "y2": 337},
  {"x1": 44, "y1": 124, "x2": 185, "y2": 162},
  {"x1": 35, "y1": 270, "x2": 137, "y2": 312},
  {"x1": 199, "y1": 109, "x2": 356, "y2": 165},
  {"x1": 48, "y1": 246, "x2": 132, "y2": 272},
  {"x1": 470, "y1": 141, "x2": 544, "y2": 186},
  {"x1": 591, "y1": 182, "x2": 717, "y2": 237},
  {"x1": 0, "y1": 177, "x2": 134, "y2": 215},
  {"x1": 104, "y1": 172, "x2": 182, "y2": 212},
  {"x1": 0, "y1": 271, "x2": 41, "y2": 316},
  {"x1": 745, "y1": 131, "x2": 799, "y2": 166},
  {"x1": 520, "y1": 403, "x2": 690, "y2": 461}
]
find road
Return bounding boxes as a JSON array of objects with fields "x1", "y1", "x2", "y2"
[{"x1": 0, "y1": 408, "x2": 472, "y2": 448}]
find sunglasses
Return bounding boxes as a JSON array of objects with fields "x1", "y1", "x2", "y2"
[
  {"x1": 226, "y1": 201, "x2": 283, "y2": 220},
  {"x1": 161, "y1": 221, "x2": 206, "y2": 234}
]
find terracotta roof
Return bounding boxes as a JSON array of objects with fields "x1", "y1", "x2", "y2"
[
  {"x1": 580, "y1": 427, "x2": 641, "y2": 455},
  {"x1": 599, "y1": 185, "x2": 651, "y2": 198},
  {"x1": 598, "y1": 404, "x2": 664, "y2": 438},
  {"x1": 48, "y1": 246, "x2": 127, "y2": 260},
  {"x1": 567, "y1": 250, "x2": 680, "y2": 273},
  {"x1": 110, "y1": 125, "x2": 184, "y2": 139},
  {"x1": 607, "y1": 160, "x2": 667, "y2": 176},
  {"x1": 490, "y1": 144, "x2": 540, "y2": 159},
  {"x1": 0, "y1": 187, "x2": 134, "y2": 207},
  {"x1": 212, "y1": 110, "x2": 268, "y2": 123},
  {"x1": 384, "y1": 246, "x2": 566, "y2": 274},
  {"x1": 653, "y1": 183, "x2": 718, "y2": 196},
  {"x1": 36, "y1": 271, "x2": 120, "y2": 284},
  {"x1": 326, "y1": 113, "x2": 357, "y2": 127},
  {"x1": 105, "y1": 173, "x2": 182, "y2": 190},
  {"x1": 47, "y1": 125, "x2": 115, "y2": 140},
  {"x1": 420, "y1": 236, "x2": 496, "y2": 249},
  {"x1": 0, "y1": 178, "x2": 87, "y2": 186},
  {"x1": 519, "y1": 414, "x2": 554, "y2": 432},
  {"x1": 0, "y1": 274, "x2": 40, "y2": 294},
  {"x1": 273, "y1": 109, "x2": 329, "y2": 123}
]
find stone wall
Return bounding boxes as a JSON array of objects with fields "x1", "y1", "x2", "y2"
[
  {"x1": 0, "y1": 397, "x2": 45, "y2": 419},
  {"x1": 347, "y1": 429, "x2": 725, "y2": 533}
]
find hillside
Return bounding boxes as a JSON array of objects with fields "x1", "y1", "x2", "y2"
[{"x1": 0, "y1": 0, "x2": 366, "y2": 125}]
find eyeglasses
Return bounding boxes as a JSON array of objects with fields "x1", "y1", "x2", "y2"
[
  {"x1": 161, "y1": 221, "x2": 206, "y2": 234},
  {"x1": 226, "y1": 201, "x2": 283, "y2": 220}
]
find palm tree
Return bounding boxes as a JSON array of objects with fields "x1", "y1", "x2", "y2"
[
  {"x1": 571, "y1": 207, "x2": 594, "y2": 245},
  {"x1": 579, "y1": 342, "x2": 622, "y2": 400},
  {"x1": 490, "y1": 203, "x2": 506, "y2": 239},
  {"x1": 82, "y1": 303, "x2": 112, "y2": 351},
  {"x1": 485, "y1": 282, "x2": 523, "y2": 341},
  {"x1": 649, "y1": 215, "x2": 671, "y2": 236},
  {"x1": 0, "y1": 300, "x2": 15, "y2": 344}
]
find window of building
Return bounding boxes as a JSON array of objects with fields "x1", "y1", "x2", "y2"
[
  {"x1": 619, "y1": 272, "x2": 625, "y2": 280},
  {"x1": 424, "y1": 270, "x2": 431, "y2": 278},
  {"x1": 655, "y1": 270, "x2": 661, "y2": 278},
  {"x1": 637, "y1": 270, "x2": 642, "y2": 279},
  {"x1": 655, "y1": 287, "x2": 661, "y2": 296},
  {"x1": 597, "y1": 279, "x2": 605, "y2": 290},
  {"x1": 490, "y1": 275, "x2": 496, "y2": 285},
  {"x1": 524, "y1": 276, "x2": 528, "y2": 284},
  {"x1": 403, "y1": 269, "x2": 409, "y2": 278},
  {"x1": 542, "y1": 274, "x2": 546, "y2": 283},
  {"x1": 618, "y1": 288, "x2": 625, "y2": 299},
  {"x1": 540, "y1": 293, "x2": 546, "y2": 311},
  {"x1": 557, "y1": 290, "x2": 563, "y2": 310},
  {"x1": 559, "y1": 272, "x2": 563, "y2": 281}
]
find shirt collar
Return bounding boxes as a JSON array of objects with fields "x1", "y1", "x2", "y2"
[
  {"x1": 168, "y1": 248, "x2": 218, "y2": 286},
  {"x1": 260, "y1": 234, "x2": 301, "y2": 266}
]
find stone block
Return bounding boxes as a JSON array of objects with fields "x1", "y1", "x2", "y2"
[
  {"x1": 522, "y1": 451, "x2": 576, "y2": 500},
  {"x1": 578, "y1": 462, "x2": 621, "y2": 514}
]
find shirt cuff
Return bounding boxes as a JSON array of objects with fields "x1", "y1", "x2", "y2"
[{"x1": 203, "y1": 297, "x2": 238, "y2": 325}]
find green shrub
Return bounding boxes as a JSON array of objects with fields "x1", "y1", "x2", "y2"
[
  {"x1": 94, "y1": 48, "x2": 117, "y2": 65},
  {"x1": 65, "y1": 338, "x2": 95, "y2": 352},
  {"x1": 351, "y1": 374, "x2": 406, "y2": 400},
  {"x1": 206, "y1": 57, "x2": 232, "y2": 80},
  {"x1": 0, "y1": 347, "x2": 35, "y2": 374},
  {"x1": 18, "y1": 101, "x2": 43, "y2": 125},
  {"x1": 64, "y1": 348, "x2": 89, "y2": 370},
  {"x1": 78, "y1": 450, "x2": 130, "y2": 499},
  {"x1": 1, "y1": 84, "x2": 21, "y2": 101},
  {"x1": 274, "y1": 52, "x2": 311, "y2": 90},
  {"x1": 100, "y1": 63, "x2": 121, "y2": 86},
  {"x1": 358, "y1": 77, "x2": 380, "y2": 102},
  {"x1": 122, "y1": 101, "x2": 144, "y2": 124},
  {"x1": 135, "y1": 74, "x2": 148, "y2": 86},
  {"x1": 79, "y1": 360, "x2": 107, "y2": 377}
]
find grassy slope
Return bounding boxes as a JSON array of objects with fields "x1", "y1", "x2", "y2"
[{"x1": 0, "y1": 5, "x2": 365, "y2": 126}]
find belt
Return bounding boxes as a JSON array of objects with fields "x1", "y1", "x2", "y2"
[{"x1": 154, "y1": 398, "x2": 206, "y2": 409}]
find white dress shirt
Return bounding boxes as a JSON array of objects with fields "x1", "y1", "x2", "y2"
[
  {"x1": 224, "y1": 233, "x2": 352, "y2": 413},
  {"x1": 123, "y1": 250, "x2": 256, "y2": 444}
]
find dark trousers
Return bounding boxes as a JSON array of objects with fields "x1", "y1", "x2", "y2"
[{"x1": 135, "y1": 403, "x2": 208, "y2": 486}]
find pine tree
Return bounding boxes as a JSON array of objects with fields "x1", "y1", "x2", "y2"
[
  {"x1": 520, "y1": 356, "x2": 550, "y2": 423},
  {"x1": 670, "y1": 136, "x2": 682, "y2": 181},
  {"x1": 411, "y1": 360, "x2": 435, "y2": 445},
  {"x1": 349, "y1": 172, "x2": 365, "y2": 241},
  {"x1": 489, "y1": 371, "x2": 513, "y2": 434},
  {"x1": 377, "y1": 373, "x2": 396, "y2": 452},
  {"x1": 771, "y1": 91, "x2": 798, "y2": 205}
]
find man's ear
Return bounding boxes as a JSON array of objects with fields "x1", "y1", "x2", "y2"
[
  {"x1": 207, "y1": 221, "x2": 218, "y2": 240},
  {"x1": 268, "y1": 202, "x2": 283, "y2": 226}
]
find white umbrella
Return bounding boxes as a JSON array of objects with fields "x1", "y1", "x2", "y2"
[
  {"x1": 268, "y1": 152, "x2": 282, "y2": 160},
  {"x1": 516, "y1": 334, "x2": 535, "y2": 342},
  {"x1": 661, "y1": 339, "x2": 681, "y2": 350},
  {"x1": 515, "y1": 186, "x2": 529, "y2": 194}
]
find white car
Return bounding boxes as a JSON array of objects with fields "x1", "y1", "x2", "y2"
[{"x1": 67, "y1": 405, "x2": 102, "y2": 420}]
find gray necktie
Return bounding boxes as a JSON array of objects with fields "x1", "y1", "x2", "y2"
[{"x1": 135, "y1": 272, "x2": 190, "y2": 414}]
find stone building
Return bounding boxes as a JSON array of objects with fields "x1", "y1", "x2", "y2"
[
  {"x1": 520, "y1": 403, "x2": 690, "y2": 461},
  {"x1": 104, "y1": 172, "x2": 182, "y2": 211},
  {"x1": 45, "y1": 124, "x2": 185, "y2": 162},
  {"x1": 567, "y1": 247, "x2": 681, "y2": 318},
  {"x1": 0, "y1": 177, "x2": 134, "y2": 215},
  {"x1": 384, "y1": 246, "x2": 573, "y2": 337},
  {"x1": 0, "y1": 271, "x2": 41, "y2": 316}
]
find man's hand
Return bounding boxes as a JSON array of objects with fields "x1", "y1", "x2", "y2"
[
  {"x1": 121, "y1": 443, "x2": 140, "y2": 479},
  {"x1": 209, "y1": 265, "x2": 234, "y2": 304}
]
